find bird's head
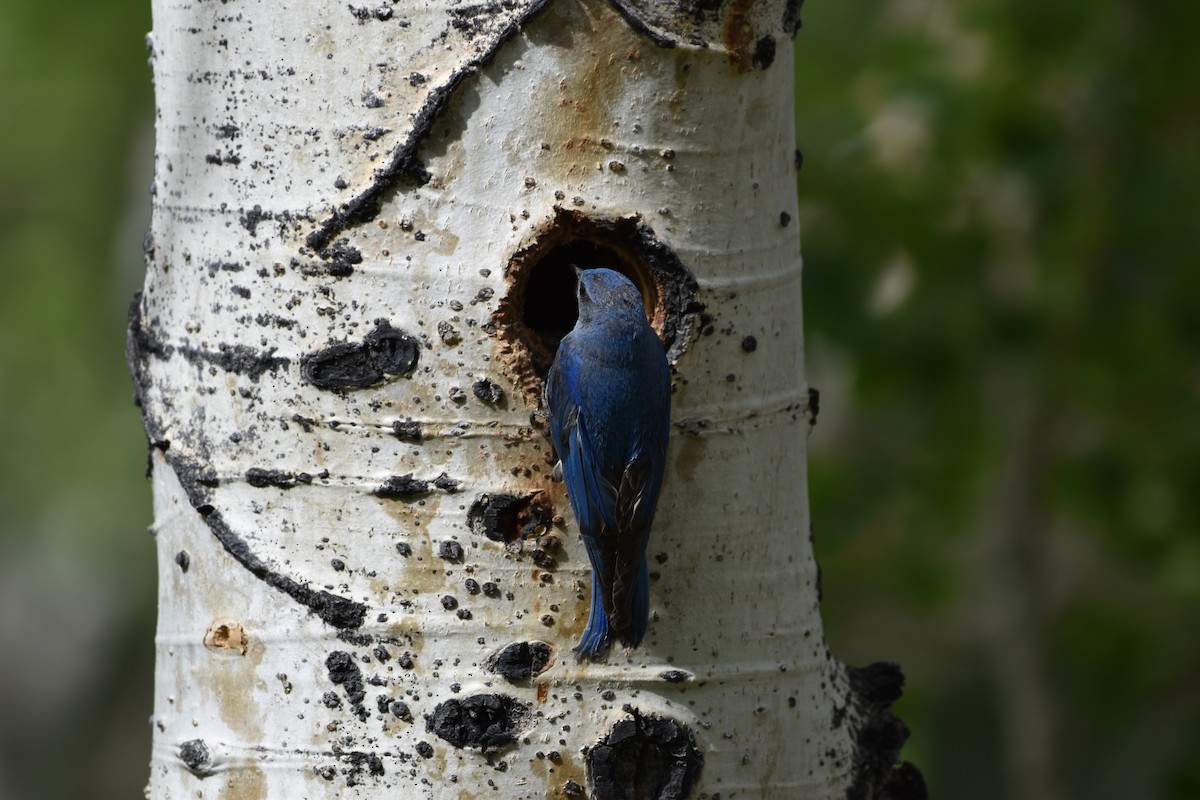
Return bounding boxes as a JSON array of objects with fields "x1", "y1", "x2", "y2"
[{"x1": 575, "y1": 268, "x2": 646, "y2": 324}]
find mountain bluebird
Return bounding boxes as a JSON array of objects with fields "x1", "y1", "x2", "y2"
[{"x1": 544, "y1": 268, "x2": 671, "y2": 659}]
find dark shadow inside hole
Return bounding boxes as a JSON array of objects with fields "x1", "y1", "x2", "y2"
[{"x1": 522, "y1": 240, "x2": 639, "y2": 363}]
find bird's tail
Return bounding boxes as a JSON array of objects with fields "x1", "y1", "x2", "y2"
[
  {"x1": 576, "y1": 540, "x2": 652, "y2": 659},
  {"x1": 575, "y1": 568, "x2": 612, "y2": 660}
]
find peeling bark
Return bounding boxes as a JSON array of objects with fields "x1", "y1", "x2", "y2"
[{"x1": 133, "y1": 0, "x2": 917, "y2": 797}]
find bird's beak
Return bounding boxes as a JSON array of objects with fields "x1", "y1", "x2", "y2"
[{"x1": 572, "y1": 264, "x2": 583, "y2": 280}]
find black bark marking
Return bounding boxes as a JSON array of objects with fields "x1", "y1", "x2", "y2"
[
  {"x1": 326, "y1": 650, "x2": 369, "y2": 721},
  {"x1": 165, "y1": 464, "x2": 363, "y2": 628},
  {"x1": 607, "y1": 0, "x2": 794, "y2": 53},
  {"x1": 607, "y1": 0, "x2": 679, "y2": 48},
  {"x1": 437, "y1": 540, "x2": 464, "y2": 562},
  {"x1": 586, "y1": 706, "x2": 703, "y2": 800},
  {"x1": 301, "y1": 319, "x2": 420, "y2": 389},
  {"x1": 752, "y1": 35, "x2": 776, "y2": 69},
  {"x1": 391, "y1": 699, "x2": 413, "y2": 721},
  {"x1": 206, "y1": 260, "x2": 243, "y2": 277},
  {"x1": 485, "y1": 641, "x2": 553, "y2": 680},
  {"x1": 425, "y1": 694, "x2": 529, "y2": 751},
  {"x1": 472, "y1": 376, "x2": 506, "y2": 404},
  {"x1": 126, "y1": 296, "x2": 367, "y2": 631},
  {"x1": 325, "y1": 239, "x2": 363, "y2": 277},
  {"x1": 240, "y1": 204, "x2": 270, "y2": 236},
  {"x1": 205, "y1": 502, "x2": 366, "y2": 629},
  {"x1": 880, "y1": 762, "x2": 928, "y2": 800},
  {"x1": 179, "y1": 739, "x2": 212, "y2": 776},
  {"x1": 846, "y1": 662, "x2": 920, "y2": 800},
  {"x1": 467, "y1": 492, "x2": 554, "y2": 545},
  {"x1": 348, "y1": 4, "x2": 395, "y2": 23},
  {"x1": 374, "y1": 474, "x2": 431, "y2": 500},
  {"x1": 433, "y1": 473, "x2": 461, "y2": 493},
  {"x1": 305, "y1": 0, "x2": 555, "y2": 252},
  {"x1": 392, "y1": 417, "x2": 423, "y2": 442},
  {"x1": 782, "y1": 0, "x2": 804, "y2": 35},
  {"x1": 339, "y1": 751, "x2": 385, "y2": 786},
  {"x1": 176, "y1": 341, "x2": 289, "y2": 382},
  {"x1": 206, "y1": 153, "x2": 242, "y2": 166},
  {"x1": 245, "y1": 467, "x2": 297, "y2": 489}
]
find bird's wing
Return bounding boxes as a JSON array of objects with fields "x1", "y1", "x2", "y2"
[
  {"x1": 543, "y1": 350, "x2": 572, "y2": 466},
  {"x1": 607, "y1": 381, "x2": 669, "y2": 632},
  {"x1": 616, "y1": 441, "x2": 665, "y2": 536},
  {"x1": 546, "y1": 341, "x2": 618, "y2": 537},
  {"x1": 616, "y1": 361, "x2": 670, "y2": 536},
  {"x1": 564, "y1": 412, "x2": 620, "y2": 537}
]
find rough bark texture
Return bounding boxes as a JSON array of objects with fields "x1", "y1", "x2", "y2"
[{"x1": 131, "y1": 0, "x2": 917, "y2": 797}]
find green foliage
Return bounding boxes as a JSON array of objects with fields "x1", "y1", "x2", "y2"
[
  {"x1": 0, "y1": 0, "x2": 155, "y2": 797},
  {"x1": 798, "y1": 0, "x2": 1200, "y2": 797}
]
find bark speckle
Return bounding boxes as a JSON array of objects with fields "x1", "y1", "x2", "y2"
[
  {"x1": 179, "y1": 739, "x2": 212, "y2": 776},
  {"x1": 392, "y1": 417, "x2": 423, "y2": 442},
  {"x1": 437, "y1": 540, "x2": 464, "y2": 561},
  {"x1": 472, "y1": 377, "x2": 506, "y2": 404}
]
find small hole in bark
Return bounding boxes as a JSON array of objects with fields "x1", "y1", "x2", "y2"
[
  {"x1": 512, "y1": 235, "x2": 656, "y2": 377},
  {"x1": 498, "y1": 210, "x2": 696, "y2": 403},
  {"x1": 204, "y1": 619, "x2": 249, "y2": 655}
]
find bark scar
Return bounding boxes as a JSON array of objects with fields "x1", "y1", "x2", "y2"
[
  {"x1": 305, "y1": 0, "x2": 555, "y2": 254},
  {"x1": 126, "y1": 294, "x2": 367, "y2": 630}
]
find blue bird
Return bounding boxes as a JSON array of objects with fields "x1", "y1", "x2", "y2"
[{"x1": 544, "y1": 268, "x2": 671, "y2": 659}]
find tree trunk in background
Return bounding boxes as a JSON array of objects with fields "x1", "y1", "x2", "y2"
[{"x1": 128, "y1": 0, "x2": 917, "y2": 797}]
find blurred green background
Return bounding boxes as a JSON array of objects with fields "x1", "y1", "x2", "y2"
[{"x1": 0, "y1": 0, "x2": 1195, "y2": 798}]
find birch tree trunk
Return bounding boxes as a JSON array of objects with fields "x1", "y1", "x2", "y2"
[{"x1": 129, "y1": 0, "x2": 919, "y2": 797}]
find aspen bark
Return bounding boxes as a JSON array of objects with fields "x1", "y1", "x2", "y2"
[{"x1": 129, "y1": 0, "x2": 916, "y2": 797}]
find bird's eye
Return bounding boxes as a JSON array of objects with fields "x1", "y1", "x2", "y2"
[{"x1": 577, "y1": 284, "x2": 587, "y2": 300}]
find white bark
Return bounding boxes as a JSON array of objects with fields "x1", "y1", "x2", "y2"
[{"x1": 131, "y1": 0, "x2": 912, "y2": 797}]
